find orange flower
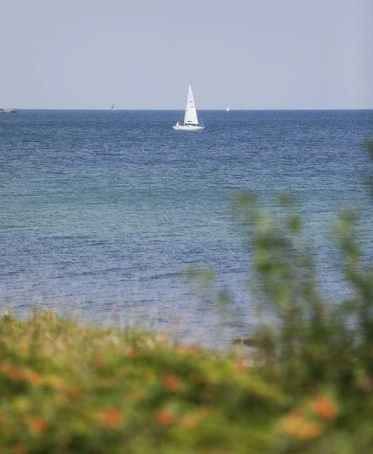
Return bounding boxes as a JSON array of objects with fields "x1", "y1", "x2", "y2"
[
  {"x1": 26, "y1": 370, "x2": 43, "y2": 386},
  {"x1": 100, "y1": 407, "x2": 123, "y2": 428},
  {"x1": 20, "y1": 343, "x2": 29, "y2": 352},
  {"x1": 161, "y1": 374, "x2": 181, "y2": 391},
  {"x1": 13, "y1": 442, "x2": 29, "y2": 454},
  {"x1": 311, "y1": 395, "x2": 339, "y2": 420},
  {"x1": 279, "y1": 412, "x2": 322, "y2": 440},
  {"x1": 8, "y1": 367, "x2": 25, "y2": 381},
  {"x1": 92, "y1": 356, "x2": 103, "y2": 367},
  {"x1": 235, "y1": 361, "x2": 248, "y2": 373},
  {"x1": 66, "y1": 386, "x2": 81, "y2": 398},
  {"x1": 25, "y1": 416, "x2": 49, "y2": 434},
  {"x1": 156, "y1": 409, "x2": 175, "y2": 426},
  {"x1": 0, "y1": 361, "x2": 28, "y2": 381}
]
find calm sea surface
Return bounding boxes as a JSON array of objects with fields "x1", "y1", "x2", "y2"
[{"x1": 1, "y1": 110, "x2": 372, "y2": 346}]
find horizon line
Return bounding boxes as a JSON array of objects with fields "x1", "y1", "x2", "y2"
[{"x1": 6, "y1": 107, "x2": 373, "y2": 112}]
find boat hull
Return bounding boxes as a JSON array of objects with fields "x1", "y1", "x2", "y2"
[{"x1": 173, "y1": 123, "x2": 204, "y2": 131}]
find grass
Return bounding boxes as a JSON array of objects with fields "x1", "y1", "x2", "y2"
[
  {"x1": 0, "y1": 309, "x2": 282, "y2": 454},
  {"x1": 0, "y1": 307, "x2": 372, "y2": 454}
]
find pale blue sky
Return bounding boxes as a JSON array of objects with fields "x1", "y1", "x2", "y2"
[{"x1": 1, "y1": 0, "x2": 372, "y2": 109}]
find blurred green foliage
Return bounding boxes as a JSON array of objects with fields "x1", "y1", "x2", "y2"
[{"x1": 0, "y1": 311, "x2": 282, "y2": 453}]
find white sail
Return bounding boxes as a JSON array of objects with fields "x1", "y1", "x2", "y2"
[
  {"x1": 173, "y1": 84, "x2": 204, "y2": 131},
  {"x1": 184, "y1": 84, "x2": 199, "y2": 125}
]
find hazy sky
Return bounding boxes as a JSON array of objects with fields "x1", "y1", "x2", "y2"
[{"x1": 1, "y1": 0, "x2": 372, "y2": 109}]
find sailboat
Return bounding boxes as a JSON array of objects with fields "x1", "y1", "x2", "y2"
[
  {"x1": 225, "y1": 105, "x2": 231, "y2": 112},
  {"x1": 173, "y1": 84, "x2": 204, "y2": 131}
]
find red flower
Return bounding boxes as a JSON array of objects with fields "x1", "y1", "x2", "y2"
[
  {"x1": 156, "y1": 409, "x2": 175, "y2": 426},
  {"x1": 25, "y1": 416, "x2": 49, "y2": 433},
  {"x1": 161, "y1": 374, "x2": 181, "y2": 391},
  {"x1": 100, "y1": 407, "x2": 123, "y2": 428},
  {"x1": 13, "y1": 443, "x2": 29, "y2": 454},
  {"x1": 235, "y1": 361, "x2": 248, "y2": 373},
  {"x1": 26, "y1": 370, "x2": 43, "y2": 386},
  {"x1": 311, "y1": 395, "x2": 338, "y2": 420}
]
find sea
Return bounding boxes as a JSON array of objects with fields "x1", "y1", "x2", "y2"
[{"x1": 1, "y1": 109, "x2": 372, "y2": 347}]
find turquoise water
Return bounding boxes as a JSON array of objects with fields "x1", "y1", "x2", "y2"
[{"x1": 1, "y1": 109, "x2": 372, "y2": 345}]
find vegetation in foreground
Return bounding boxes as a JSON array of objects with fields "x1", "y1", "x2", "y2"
[
  {"x1": 0, "y1": 310, "x2": 283, "y2": 454},
  {"x1": 0, "y1": 303, "x2": 371, "y2": 454},
  {"x1": 1, "y1": 141, "x2": 372, "y2": 453}
]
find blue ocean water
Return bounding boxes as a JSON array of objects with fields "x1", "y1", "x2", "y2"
[{"x1": 0, "y1": 109, "x2": 372, "y2": 345}]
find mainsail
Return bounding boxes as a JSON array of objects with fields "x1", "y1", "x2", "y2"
[{"x1": 184, "y1": 85, "x2": 199, "y2": 125}]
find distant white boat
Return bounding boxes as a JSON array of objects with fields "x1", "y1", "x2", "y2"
[
  {"x1": 173, "y1": 84, "x2": 204, "y2": 131},
  {"x1": 225, "y1": 105, "x2": 231, "y2": 112}
]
